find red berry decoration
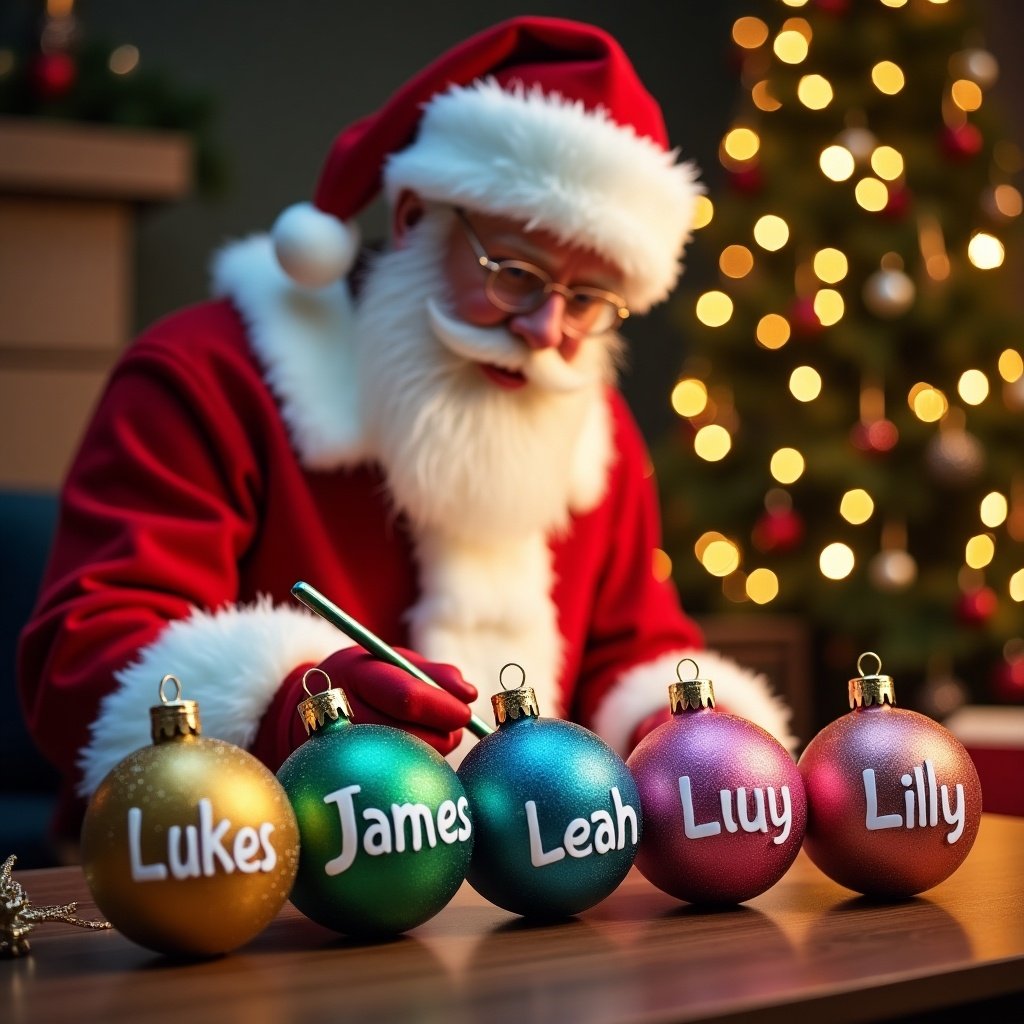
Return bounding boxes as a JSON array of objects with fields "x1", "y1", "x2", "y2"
[
  {"x1": 991, "y1": 656, "x2": 1024, "y2": 704},
  {"x1": 850, "y1": 419, "x2": 899, "y2": 455},
  {"x1": 627, "y1": 659, "x2": 806, "y2": 905},
  {"x1": 940, "y1": 123, "x2": 983, "y2": 161},
  {"x1": 31, "y1": 52, "x2": 77, "y2": 100},
  {"x1": 789, "y1": 296, "x2": 823, "y2": 338},
  {"x1": 881, "y1": 184, "x2": 911, "y2": 220},
  {"x1": 752, "y1": 507, "x2": 804, "y2": 554},
  {"x1": 956, "y1": 586, "x2": 997, "y2": 627},
  {"x1": 728, "y1": 164, "x2": 764, "y2": 196},
  {"x1": 798, "y1": 653, "x2": 982, "y2": 898}
]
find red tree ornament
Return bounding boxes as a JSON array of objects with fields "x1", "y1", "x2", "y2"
[
  {"x1": 752, "y1": 507, "x2": 805, "y2": 554},
  {"x1": 30, "y1": 52, "x2": 77, "y2": 100},
  {"x1": 956, "y1": 586, "x2": 997, "y2": 627},
  {"x1": 850, "y1": 419, "x2": 899, "y2": 455},
  {"x1": 940, "y1": 123, "x2": 983, "y2": 161},
  {"x1": 789, "y1": 296, "x2": 823, "y2": 338},
  {"x1": 991, "y1": 657, "x2": 1024, "y2": 704},
  {"x1": 728, "y1": 164, "x2": 764, "y2": 196},
  {"x1": 798, "y1": 653, "x2": 982, "y2": 898}
]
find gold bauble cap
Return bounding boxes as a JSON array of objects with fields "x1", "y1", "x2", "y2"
[
  {"x1": 150, "y1": 675, "x2": 201, "y2": 743},
  {"x1": 296, "y1": 667, "x2": 353, "y2": 735},
  {"x1": 849, "y1": 651, "x2": 897, "y2": 709},
  {"x1": 491, "y1": 663, "x2": 540, "y2": 725},
  {"x1": 668, "y1": 658, "x2": 716, "y2": 714}
]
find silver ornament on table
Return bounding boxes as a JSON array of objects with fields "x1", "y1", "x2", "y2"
[
  {"x1": 863, "y1": 268, "x2": 915, "y2": 318},
  {"x1": 925, "y1": 426, "x2": 985, "y2": 485}
]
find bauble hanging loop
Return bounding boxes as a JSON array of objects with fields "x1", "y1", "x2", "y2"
[{"x1": 798, "y1": 652, "x2": 983, "y2": 898}]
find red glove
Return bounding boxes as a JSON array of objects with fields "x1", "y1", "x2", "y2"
[
  {"x1": 316, "y1": 646, "x2": 476, "y2": 755},
  {"x1": 628, "y1": 705, "x2": 673, "y2": 752},
  {"x1": 251, "y1": 647, "x2": 477, "y2": 770}
]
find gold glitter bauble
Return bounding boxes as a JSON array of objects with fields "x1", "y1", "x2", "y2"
[{"x1": 81, "y1": 731, "x2": 299, "y2": 957}]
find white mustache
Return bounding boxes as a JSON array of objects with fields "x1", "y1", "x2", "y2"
[{"x1": 426, "y1": 299, "x2": 594, "y2": 394}]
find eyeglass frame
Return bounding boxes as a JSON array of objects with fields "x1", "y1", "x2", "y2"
[{"x1": 452, "y1": 207, "x2": 630, "y2": 339}]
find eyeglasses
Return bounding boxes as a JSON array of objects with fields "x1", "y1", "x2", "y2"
[{"x1": 454, "y1": 208, "x2": 629, "y2": 339}]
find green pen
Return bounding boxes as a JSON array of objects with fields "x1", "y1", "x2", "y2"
[{"x1": 291, "y1": 580, "x2": 493, "y2": 739}]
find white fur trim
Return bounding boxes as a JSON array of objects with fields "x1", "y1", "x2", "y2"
[
  {"x1": 384, "y1": 79, "x2": 703, "y2": 313},
  {"x1": 212, "y1": 236, "x2": 368, "y2": 468},
  {"x1": 272, "y1": 202, "x2": 360, "y2": 288},
  {"x1": 408, "y1": 529, "x2": 563, "y2": 719},
  {"x1": 592, "y1": 648, "x2": 797, "y2": 757},
  {"x1": 77, "y1": 599, "x2": 347, "y2": 796}
]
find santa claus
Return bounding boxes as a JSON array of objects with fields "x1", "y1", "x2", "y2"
[{"x1": 18, "y1": 16, "x2": 793, "y2": 842}]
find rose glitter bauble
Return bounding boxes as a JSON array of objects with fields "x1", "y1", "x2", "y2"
[
  {"x1": 277, "y1": 671, "x2": 472, "y2": 937},
  {"x1": 627, "y1": 660, "x2": 805, "y2": 905},
  {"x1": 798, "y1": 653, "x2": 982, "y2": 898},
  {"x1": 457, "y1": 666, "x2": 640, "y2": 919},
  {"x1": 80, "y1": 676, "x2": 299, "y2": 958}
]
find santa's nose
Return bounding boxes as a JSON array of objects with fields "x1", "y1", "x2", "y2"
[{"x1": 508, "y1": 294, "x2": 566, "y2": 351}]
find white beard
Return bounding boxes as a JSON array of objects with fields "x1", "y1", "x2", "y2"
[
  {"x1": 351, "y1": 209, "x2": 619, "y2": 733},
  {"x1": 353, "y1": 209, "x2": 619, "y2": 544}
]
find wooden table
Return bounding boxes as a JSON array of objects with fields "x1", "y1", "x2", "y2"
[{"x1": 4, "y1": 814, "x2": 1023, "y2": 1023}]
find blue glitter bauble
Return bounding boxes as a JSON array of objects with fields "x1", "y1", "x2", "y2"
[{"x1": 458, "y1": 712, "x2": 640, "y2": 918}]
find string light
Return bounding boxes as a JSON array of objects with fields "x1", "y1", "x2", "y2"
[
  {"x1": 752, "y1": 81, "x2": 782, "y2": 112},
  {"x1": 695, "y1": 531, "x2": 726, "y2": 561},
  {"x1": 820, "y1": 145, "x2": 855, "y2": 181},
  {"x1": 770, "y1": 447, "x2": 805, "y2": 484},
  {"x1": 692, "y1": 196, "x2": 714, "y2": 229},
  {"x1": 820, "y1": 543, "x2": 855, "y2": 580},
  {"x1": 108, "y1": 45, "x2": 140, "y2": 75},
  {"x1": 814, "y1": 289, "x2": 844, "y2": 326},
  {"x1": 756, "y1": 313, "x2": 791, "y2": 349},
  {"x1": 723, "y1": 570, "x2": 749, "y2": 604},
  {"x1": 1010, "y1": 569, "x2": 1024, "y2": 603},
  {"x1": 951, "y1": 79, "x2": 983, "y2": 112},
  {"x1": 870, "y1": 145, "x2": 904, "y2": 180},
  {"x1": 696, "y1": 290, "x2": 734, "y2": 326},
  {"x1": 855, "y1": 177, "x2": 889, "y2": 211},
  {"x1": 753, "y1": 214, "x2": 789, "y2": 250},
  {"x1": 774, "y1": 29, "x2": 809, "y2": 65},
  {"x1": 998, "y1": 349, "x2": 1023, "y2": 382},
  {"x1": 723, "y1": 127, "x2": 760, "y2": 162},
  {"x1": 993, "y1": 185, "x2": 1022, "y2": 218},
  {"x1": 671, "y1": 378, "x2": 708, "y2": 417},
  {"x1": 908, "y1": 383, "x2": 948, "y2": 422},
  {"x1": 789, "y1": 366, "x2": 822, "y2": 402},
  {"x1": 746, "y1": 568, "x2": 779, "y2": 604},
  {"x1": 798, "y1": 74, "x2": 833, "y2": 110},
  {"x1": 871, "y1": 61, "x2": 905, "y2": 95},
  {"x1": 701, "y1": 538, "x2": 741, "y2": 577},
  {"x1": 732, "y1": 17, "x2": 769, "y2": 49},
  {"x1": 957, "y1": 369, "x2": 989, "y2": 405},
  {"x1": 720, "y1": 245, "x2": 754, "y2": 278},
  {"x1": 840, "y1": 489, "x2": 874, "y2": 525},
  {"x1": 694, "y1": 424, "x2": 732, "y2": 461},
  {"x1": 652, "y1": 548, "x2": 673, "y2": 583},
  {"x1": 980, "y1": 492, "x2": 1008, "y2": 528},
  {"x1": 968, "y1": 232, "x2": 1005, "y2": 269},
  {"x1": 965, "y1": 533, "x2": 995, "y2": 569},
  {"x1": 813, "y1": 248, "x2": 848, "y2": 283}
]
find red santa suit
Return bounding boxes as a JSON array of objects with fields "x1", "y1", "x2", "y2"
[{"x1": 17, "y1": 16, "x2": 794, "y2": 835}]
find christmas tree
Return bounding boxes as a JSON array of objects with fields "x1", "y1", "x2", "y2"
[{"x1": 656, "y1": 0, "x2": 1024, "y2": 718}]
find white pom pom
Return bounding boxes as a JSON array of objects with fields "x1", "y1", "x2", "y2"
[{"x1": 271, "y1": 202, "x2": 359, "y2": 288}]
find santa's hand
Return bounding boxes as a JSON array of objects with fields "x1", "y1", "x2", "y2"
[{"x1": 317, "y1": 646, "x2": 477, "y2": 755}]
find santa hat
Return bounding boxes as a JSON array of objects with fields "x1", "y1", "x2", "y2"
[{"x1": 272, "y1": 16, "x2": 702, "y2": 314}]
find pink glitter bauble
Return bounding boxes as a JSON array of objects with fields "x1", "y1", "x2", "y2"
[
  {"x1": 628, "y1": 708, "x2": 806, "y2": 905},
  {"x1": 799, "y1": 703, "x2": 982, "y2": 898}
]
